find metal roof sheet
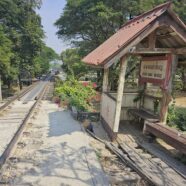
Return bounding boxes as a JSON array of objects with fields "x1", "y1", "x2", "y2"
[{"x1": 82, "y1": 2, "x2": 172, "y2": 66}]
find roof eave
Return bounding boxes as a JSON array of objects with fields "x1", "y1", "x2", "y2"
[{"x1": 167, "y1": 9, "x2": 186, "y2": 30}]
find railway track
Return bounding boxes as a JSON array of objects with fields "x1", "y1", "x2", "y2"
[
  {"x1": 0, "y1": 83, "x2": 37, "y2": 113},
  {"x1": 117, "y1": 123, "x2": 186, "y2": 186},
  {"x1": 1, "y1": 78, "x2": 185, "y2": 185},
  {"x1": 86, "y1": 123, "x2": 186, "y2": 186},
  {"x1": 42, "y1": 82, "x2": 54, "y2": 101},
  {"x1": 0, "y1": 80, "x2": 51, "y2": 170}
]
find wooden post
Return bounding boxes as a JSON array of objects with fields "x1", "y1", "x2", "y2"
[
  {"x1": 160, "y1": 54, "x2": 178, "y2": 123},
  {"x1": 102, "y1": 68, "x2": 109, "y2": 92},
  {"x1": 100, "y1": 68, "x2": 109, "y2": 122},
  {"x1": 0, "y1": 75, "x2": 2, "y2": 101},
  {"x1": 181, "y1": 66, "x2": 186, "y2": 90},
  {"x1": 113, "y1": 56, "x2": 128, "y2": 132},
  {"x1": 148, "y1": 31, "x2": 156, "y2": 49}
]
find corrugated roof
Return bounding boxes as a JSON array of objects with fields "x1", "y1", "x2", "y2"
[{"x1": 82, "y1": 2, "x2": 172, "y2": 66}]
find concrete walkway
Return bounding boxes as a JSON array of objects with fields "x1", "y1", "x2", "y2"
[{"x1": 6, "y1": 101, "x2": 109, "y2": 186}]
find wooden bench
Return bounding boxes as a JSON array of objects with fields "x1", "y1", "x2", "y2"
[
  {"x1": 128, "y1": 108, "x2": 159, "y2": 123},
  {"x1": 144, "y1": 122, "x2": 186, "y2": 155}
]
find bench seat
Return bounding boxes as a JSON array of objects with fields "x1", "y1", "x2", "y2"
[{"x1": 128, "y1": 108, "x2": 159, "y2": 122}]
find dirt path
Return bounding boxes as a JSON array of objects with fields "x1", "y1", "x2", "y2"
[
  {"x1": 175, "y1": 92, "x2": 186, "y2": 107},
  {"x1": 175, "y1": 97, "x2": 186, "y2": 107},
  {"x1": 1, "y1": 101, "x2": 108, "y2": 186}
]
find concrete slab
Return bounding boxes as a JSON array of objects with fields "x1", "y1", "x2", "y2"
[{"x1": 9, "y1": 101, "x2": 109, "y2": 186}]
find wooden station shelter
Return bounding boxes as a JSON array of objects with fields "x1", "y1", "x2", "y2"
[{"x1": 83, "y1": 2, "x2": 186, "y2": 141}]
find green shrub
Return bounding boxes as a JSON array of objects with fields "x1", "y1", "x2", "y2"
[
  {"x1": 173, "y1": 80, "x2": 183, "y2": 91},
  {"x1": 55, "y1": 79, "x2": 96, "y2": 111},
  {"x1": 167, "y1": 104, "x2": 186, "y2": 131}
]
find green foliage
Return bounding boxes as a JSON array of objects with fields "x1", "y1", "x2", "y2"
[
  {"x1": 56, "y1": 0, "x2": 186, "y2": 55},
  {"x1": 153, "y1": 99, "x2": 160, "y2": 114},
  {"x1": 108, "y1": 62, "x2": 120, "y2": 91},
  {"x1": 55, "y1": 0, "x2": 121, "y2": 54},
  {"x1": 61, "y1": 48, "x2": 89, "y2": 79},
  {"x1": 174, "y1": 80, "x2": 183, "y2": 91},
  {"x1": 133, "y1": 89, "x2": 145, "y2": 103},
  {"x1": 0, "y1": 0, "x2": 44, "y2": 87},
  {"x1": 0, "y1": 25, "x2": 14, "y2": 82},
  {"x1": 55, "y1": 0, "x2": 122, "y2": 54},
  {"x1": 173, "y1": 67, "x2": 186, "y2": 91},
  {"x1": 55, "y1": 79, "x2": 96, "y2": 111},
  {"x1": 55, "y1": 0, "x2": 186, "y2": 87},
  {"x1": 34, "y1": 45, "x2": 59, "y2": 76},
  {"x1": 15, "y1": 0, "x2": 44, "y2": 76},
  {"x1": 172, "y1": 0, "x2": 186, "y2": 23},
  {"x1": 167, "y1": 103, "x2": 186, "y2": 131}
]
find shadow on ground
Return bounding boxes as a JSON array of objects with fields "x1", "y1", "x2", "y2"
[{"x1": 12, "y1": 108, "x2": 108, "y2": 186}]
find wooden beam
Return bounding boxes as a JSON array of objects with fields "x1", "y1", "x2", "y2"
[
  {"x1": 0, "y1": 75, "x2": 2, "y2": 101},
  {"x1": 160, "y1": 54, "x2": 178, "y2": 123},
  {"x1": 129, "y1": 48, "x2": 174, "y2": 54},
  {"x1": 179, "y1": 61, "x2": 186, "y2": 66},
  {"x1": 113, "y1": 56, "x2": 128, "y2": 132},
  {"x1": 104, "y1": 13, "x2": 186, "y2": 68},
  {"x1": 167, "y1": 9, "x2": 186, "y2": 35},
  {"x1": 104, "y1": 16, "x2": 166, "y2": 68},
  {"x1": 166, "y1": 14, "x2": 186, "y2": 43},
  {"x1": 176, "y1": 48, "x2": 186, "y2": 54},
  {"x1": 144, "y1": 122, "x2": 186, "y2": 154},
  {"x1": 102, "y1": 68, "x2": 109, "y2": 92},
  {"x1": 148, "y1": 31, "x2": 156, "y2": 49},
  {"x1": 129, "y1": 47, "x2": 186, "y2": 54},
  {"x1": 156, "y1": 32, "x2": 177, "y2": 39}
]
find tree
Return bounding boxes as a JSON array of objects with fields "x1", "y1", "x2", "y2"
[
  {"x1": 61, "y1": 48, "x2": 88, "y2": 79},
  {"x1": 55, "y1": 0, "x2": 122, "y2": 55},
  {"x1": 171, "y1": 0, "x2": 186, "y2": 23},
  {"x1": 34, "y1": 45, "x2": 59, "y2": 76},
  {"x1": 0, "y1": 0, "x2": 44, "y2": 88},
  {"x1": 55, "y1": 0, "x2": 186, "y2": 87},
  {"x1": 56, "y1": 0, "x2": 185, "y2": 55},
  {"x1": 14, "y1": 0, "x2": 44, "y2": 78},
  {"x1": 0, "y1": 25, "x2": 15, "y2": 88}
]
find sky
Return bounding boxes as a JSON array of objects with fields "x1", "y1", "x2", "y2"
[{"x1": 38, "y1": 0, "x2": 68, "y2": 54}]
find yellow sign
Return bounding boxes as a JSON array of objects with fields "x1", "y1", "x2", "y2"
[{"x1": 140, "y1": 60, "x2": 167, "y2": 80}]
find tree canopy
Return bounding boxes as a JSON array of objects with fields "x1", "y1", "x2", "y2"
[
  {"x1": 61, "y1": 48, "x2": 88, "y2": 79},
  {"x1": 34, "y1": 45, "x2": 60, "y2": 76},
  {"x1": 0, "y1": 0, "x2": 59, "y2": 88},
  {"x1": 55, "y1": 0, "x2": 186, "y2": 55},
  {"x1": 55, "y1": 0, "x2": 186, "y2": 88},
  {"x1": 0, "y1": 25, "x2": 14, "y2": 83}
]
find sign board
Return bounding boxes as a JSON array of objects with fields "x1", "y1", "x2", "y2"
[
  {"x1": 139, "y1": 56, "x2": 172, "y2": 89},
  {"x1": 140, "y1": 59, "x2": 167, "y2": 80}
]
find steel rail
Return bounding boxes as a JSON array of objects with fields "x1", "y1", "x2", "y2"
[
  {"x1": 0, "y1": 82, "x2": 38, "y2": 113},
  {"x1": 86, "y1": 129, "x2": 155, "y2": 185},
  {"x1": 0, "y1": 82, "x2": 49, "y2": 168}
]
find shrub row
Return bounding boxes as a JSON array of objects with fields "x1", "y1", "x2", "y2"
[
  {"x1": 55, "y1": 79, "x2": 96, "y2": 111},
  {"x1": 167, "y1": 104, "x2": 186, "y2": 132}
]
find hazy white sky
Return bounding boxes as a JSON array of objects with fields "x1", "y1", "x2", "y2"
[{"x1": 38, "y1": 0, "x2": 69, "y2": 54}]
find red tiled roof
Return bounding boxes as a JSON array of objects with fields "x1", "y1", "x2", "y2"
[{"x1": 82, "y1": 2, "x2": 171, "y2": 66}]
